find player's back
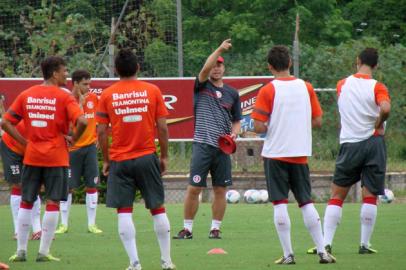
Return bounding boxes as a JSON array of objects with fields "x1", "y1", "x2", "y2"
[
  {"x1": 263, "y1": 78, "x2": 312, "y2": 158},
  {"x1": 337, "y1": 74, "x2": 384, "y2": 143},
  {"x1": 8, "y1": 85, "x2": 82, "y2": 166},
  {"x1": 98, "y1": 80, "x2": 168, "y2": 161}
]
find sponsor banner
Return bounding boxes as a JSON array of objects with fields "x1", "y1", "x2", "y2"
[{"x1": 0, "y1": 77, "x2": 272, "y2": 138}]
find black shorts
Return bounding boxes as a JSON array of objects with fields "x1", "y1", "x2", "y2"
[
  {"x1": 334, "y1": 135, "x2": 386, "y2": 195},
  {"x1": 0, "y1": 141, "x2": 23, "y2": 185},
  {"x1": 21, "y1": 166, "x2": 69, "y2": 203},
  {"x1": 189, "y1": 142, "x2": 232, "y2": 187},
  {"x1": 106, "y1": 153, "x2": 164, "y2": 209},
  {"x1": 69, "y1": 144, "x2": 99, "y2": 189},
  {"x1": 264, "y1": 158, "x2": 312, "y2": 204}
]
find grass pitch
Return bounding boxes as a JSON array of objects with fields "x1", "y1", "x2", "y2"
[{"x1": 0, "y1": 203, "x2": 405, "y2": 270}]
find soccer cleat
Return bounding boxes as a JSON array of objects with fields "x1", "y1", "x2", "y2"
[
  {"x1": 274, "y1": 254, "x2": 296, "y2": 264},
  {"x1": 162, "y1": 261, "x2": 176, "y2": 270},
  {"x1": 55, "y1": 224, "x2": 68, "y2": 234},
  {"x1": 36, "y1": 253, "x2": 61, "y2": 262},
  {"x1": 172, "y1": 228, "x2": 193, "y2": 239},
  {"x1": 307, "y1": 244, "x2": 332, "y2": 255},
  {"x1": 208, "y1": 229, "x2": 221, "y2": 239},
  {"x1": 0, "y1": 262, "x2": 9, "y2": 269},
  {"x1": 126, "y1": 261, "x2": 142, "y2": 270},
  {"x1": 30, "y1": 231, "x2": 42, "y2": 240},
  {"x1": 318, "y1": 252, "x2": 336, "y2": 264},
  {"x1": 8, "y1": 250, "x2": 26, "y2": 262},
  {"x1": 359, "y1": 245, "x2": 377, "y2": 254},
  {"x1": 88, "y1": 224, "x2": 103, "y2": 234}
]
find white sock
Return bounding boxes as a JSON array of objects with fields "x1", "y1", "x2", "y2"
[
  {"x1": 273, "y1": 203, "x2": 293, "y2": 257},
  {"x1": 360, "y1": 202, "x2": 377, "y2": 247},
  {"x1": 211, "y1": 219, "x2": 222, "y2": 231},
  {"x1": 153, "y1": 213, "x2": 172, "y2": 264},
  {"x1": 31, "y1": 196, "x2": 42, "y2": 233},
  {"x1": 60, "y1": 193, "x2": 72, "y2": 227},
  {"x1": 39, "y1": 206, "x2": 59, "y2": 255},
  {"x1": 301, "y1": 203, "x2": 325, "y2": 254},
  {"x1": 118, "y1": 213, "x2": 140, "y2": 265},
  {"x1": 323, "y1": 203, "x2": 343, "y2": 246},
  {"x1": 17, "y1": 204, "x2": 33, "y2": 252},
  {"x1": 10, "y1": 194, "x2": 21, "y2": 235},
  {"x1": 183, "y1": 219, "x2": 193, "y2": 232},
  {"x1": 86, "y1": 191, "x2": 98, "y2": 226}
]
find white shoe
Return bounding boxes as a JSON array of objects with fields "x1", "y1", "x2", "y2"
[
  {"x1": 162, "y1": 261, "x2": 176, "y2": 270},
  {"x1": 126, "y1": 261, "x2": 142, "y2": 270}
]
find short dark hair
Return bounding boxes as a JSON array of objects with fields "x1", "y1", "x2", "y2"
[
  {"x1": 359, "y1": 48, "x2": 378, "y2": 68},
  {"x1": 267, "y1": 45, "x2": 291, "y2": 72},
  {"x1": 115, "y1": 48, "x2": 138, "y2": 77},
  {"x1": 72, "y1": 69, "x2": 91, "y2": 84},
  {"x1": 41, "y1": 56, "x2": 66, "y2": 80}
]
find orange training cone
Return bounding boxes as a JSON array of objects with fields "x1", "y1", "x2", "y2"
[{"x1": 207, "y1": 248, "x2": 228, "y2": 255}]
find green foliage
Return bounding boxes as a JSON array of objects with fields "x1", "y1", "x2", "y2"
[{"x1": 144, "y1": 39, "x2": 178, "y2": 76}]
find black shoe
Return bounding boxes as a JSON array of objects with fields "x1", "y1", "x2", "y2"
[
  {"x1": 172, "y1": 229, "x2": 193, "y2": 239},
  {"x1": 208, "y1": 229, "x2": 221, "y2": 239},
  {"x1": 318, "y1": 252, "x2": 336, "y2": 264},
  {"x1": 359, "y1": 245, "x2": 377, "y2": 254}
]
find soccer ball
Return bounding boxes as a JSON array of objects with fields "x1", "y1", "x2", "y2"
[
  {"x1": 258, "y1": 189, "x2": 269, "y2": 203},
  {"x1": 244, "y1": 189, "x2": 260, "y2": 204},
  {"x1": 379, "y1": 188, "x2": 395, "y2": 203},
  {"x1": 226, "y1": 190, "x2": 241, "y2": 204}
]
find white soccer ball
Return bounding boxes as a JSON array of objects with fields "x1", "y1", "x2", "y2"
[
  {"x1": 258, "y1": 189, "x2": 269, "y2": 203},
  {"x1": 226, "y1": 190, "x2": 241, "y2": 204},
  {"x1": 379, "y1": 188, "x2": 395, "y2": 203},
  {"x1": 244, "y1": 189, "x2": 260, "y2": 204}
]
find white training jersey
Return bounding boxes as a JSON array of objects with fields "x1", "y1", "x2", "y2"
[{"x1": 337, "y1": 73, "x2": 390, "y2": 144}]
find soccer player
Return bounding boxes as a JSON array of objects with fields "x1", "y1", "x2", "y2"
[
  {"x1": 173, "y1": 39, "x2": 241, "y2": 240},
  {"x1": 56, "y1": 69, "x2": 102, "y2": 234},
  {"x1": 307, "y1": 48, "x2": 390, "y2": 255},
  {"x1": 251, "y1": 45, "x2": 335, "y2": 264},
  {"x1": 3, "y1": 56, "x2": 87, "y2": 262},
  {"x1": 96, "y1": 48, "x2": 175, "y2": 270},
  {"x1": 0, "y1": 120, "x2": 42, "y2": 240}
]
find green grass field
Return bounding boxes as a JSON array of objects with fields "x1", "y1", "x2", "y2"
[{"x1": 1, "y1": 203, "x2": 405, "y2": 270}]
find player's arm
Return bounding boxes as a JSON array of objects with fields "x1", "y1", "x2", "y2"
[
  {"x1": 1, "y1": 95, "x2": 27, "y2": 146},
  {"x1": 253, "y1": 119, "x2": 267, "y2": 134},
  {"x1": 312, "y1": 116, "x2": 322, "y2": 128},
  {"x1": 96, "y1": 93, "x2": 110, "y2": 176},
  {"x1": 156, "y1": 117, "x2": 169, "y2": 175},
  {"x1": 1, "y1": 119, "x2": 26, "y2": 146},
  {"x1": 374, "y1": 83, "x2": 391, "y2": 135},
  {"x1": 231, "y1": 121, "x2": 241, "y2": 139},
  {"x1": 375, "y1": 101, "x2": 390, "y2": 129},
  {"x1": 71, "y1": 115, "x2": 87, "y2": 143},
  {"x1": 252, "y1": 85, "x2": 273, "y2": 134},
  {"x1": 198, "y1": 39, "x2": 232, "y2": 83},
  {"x1": 306, "y1": 82, "x2": 323, "y2": 129},
  {"x1": 97, "y1": 123, "x2": 110, "y2": 176},
  {"x1": 66, "y1": 95, "x2": 87, "y2": 144},
  {"x1": 230, "y1": 94, "x2": 242, "y2": 139}
]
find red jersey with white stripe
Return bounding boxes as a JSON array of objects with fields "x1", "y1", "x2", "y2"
[
  {"x1": 251, "y1": 77, "x2": 323, "y2": 164},
  {"x1": 337, "y1": 73, "x2": 390, "y2": 144}
]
